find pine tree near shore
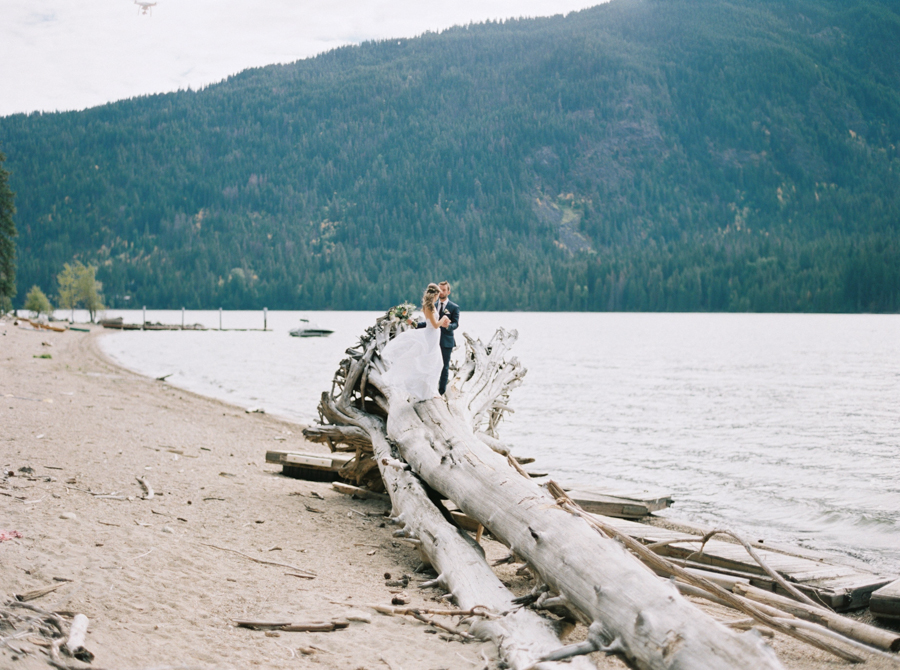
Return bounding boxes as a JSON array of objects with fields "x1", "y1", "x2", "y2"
[{"x1": 0, "y1": 150, "x2": 16, "y2": 314}]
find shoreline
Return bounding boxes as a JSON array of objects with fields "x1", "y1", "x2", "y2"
[
  {"x1": 1, "y1": 320, "x2": 500, "y2": 669},
  {"x1": 92, "y1": 329, "x2": 308, "y2": 429},
  {"x1": 2, "y1": 317, "x2": 897, "y2": 669}
]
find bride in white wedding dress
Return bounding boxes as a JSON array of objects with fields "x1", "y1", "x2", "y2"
[{"x1": 381, "y1": 283, "x2": 445, "y2": 401}]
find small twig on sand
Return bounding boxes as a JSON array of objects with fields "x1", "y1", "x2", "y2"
[
  {"x1": 198, "y1": 542, "x2": 316, "y2": 577},
  {"x1": 235, "y1": 619, "x2": 349, "y2": 632},
  {"x1": 66, "y1": 486, "x2": 121, "y2": 498}
]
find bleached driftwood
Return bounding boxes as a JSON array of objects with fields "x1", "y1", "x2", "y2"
[
  {"x1": 64, "y1": 613, "x2": 89, "y2": 657},
  {"x1": 314, "y1": 393, "x2": 594, "y2": 669},
  {"x1": 733, "y1": 582, "x2": 900, "y2": 653},
  {"x1": 308, "y1": 314, "x2": 786, "y2": 670}
]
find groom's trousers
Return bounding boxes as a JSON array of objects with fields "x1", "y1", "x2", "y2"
[{"x1": 439, "y1": 346, "x2": 452, "y2": 395}]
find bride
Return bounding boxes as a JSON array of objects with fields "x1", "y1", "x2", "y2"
[{"x1": 381, "y1": 283, "x2": 446, "y2": 401}]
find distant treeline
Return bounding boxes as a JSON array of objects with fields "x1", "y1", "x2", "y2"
[{"x1": 0, "y1": 0, "x2": 898, "y2": 311}]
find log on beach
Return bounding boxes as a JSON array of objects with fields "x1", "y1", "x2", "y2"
[{"x1": 305, "y1": 313, "x2": 786, "y2": 670}]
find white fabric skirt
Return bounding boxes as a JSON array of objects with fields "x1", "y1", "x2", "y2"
[{"x1": 381, "y1": 324, "x2": 442, "y2": 401}]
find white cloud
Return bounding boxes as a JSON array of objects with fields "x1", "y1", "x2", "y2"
[{"x1": 2, "y1": 0, "x2": 606, "y2": 117}]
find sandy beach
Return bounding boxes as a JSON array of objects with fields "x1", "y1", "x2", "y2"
[{"x1": 2, "y1": 316, "x2": 897, "y2": 670}]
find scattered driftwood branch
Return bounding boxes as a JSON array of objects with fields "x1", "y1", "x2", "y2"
[
  {"x1": 332, "y1": 482, "x2": 390, "y2": 502},
  {"x1": 733, "y1": 582, "x2": 900, "y2": 653},
  {"x1": 15, "y1": 582, "x2": 68, "y2": 602},
  {"x1": 770, "y1": 617, "x2": 900, "y2": 665},
  {"x1": 66, "y1": 485, "x2": 124, "y2": 499},
  {"x1": 647, "y1": 529, "x2": 828, "y2": 611},
  {"x1": 374, "y1": 604, "x2": 476, "y2": 640},
  {"x1": 303, "y1": 424, "x2": 373, "y2": 451},
  {"x1": 136, "y1": 477, "x2": 154, "y2": 500},
  {"x1": 235, "y1": 619, "x2": 349, "y2": 632},
  {"x1": 374, "y1": 605, "x2": 494, "y2": 618},
  {"x1": 545, "y1": 482, "x2": 866, "y2": 664},
  {"x1": 64, "y1": 614, "x2": 90, "y2": 659},
  {"x1": 2, "y1": 600, "x2": 96, "y2": 666},
  {"x1": 198, "y1": 542, "x2": 316, "y2": 577},
  {"x1": 523, "y1": 622, "x2": 616, "y2": 669}
]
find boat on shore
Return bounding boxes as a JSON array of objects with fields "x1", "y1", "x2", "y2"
[{"x1": 289, "y1": 318, "x2": 333, "y2": 338}]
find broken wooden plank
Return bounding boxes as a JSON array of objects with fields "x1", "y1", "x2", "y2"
[
  {"x1": 266, "y1": 450, "x2": 356, "y2": 481},
  {"x1": 869, "y1": 578, "x2": 900, "y2": 620},
  {"x1": 265, "y1": 450, "x2": 354, "y2": 470},
  {"x1": 566, "y1": 489, "x2": 672, "y2": 518}
]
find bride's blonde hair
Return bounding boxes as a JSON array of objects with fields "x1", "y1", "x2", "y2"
[{"x1": 422, "y1": 283, "x2": 440, "y2": 314}]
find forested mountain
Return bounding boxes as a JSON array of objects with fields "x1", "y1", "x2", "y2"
[{"x1": 1, "y1": 0, "x2": 898, "y2": 311}]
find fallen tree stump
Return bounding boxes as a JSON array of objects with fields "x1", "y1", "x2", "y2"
[{"x1": 305, "y1": 313, "x2": 786, "y2": 669}]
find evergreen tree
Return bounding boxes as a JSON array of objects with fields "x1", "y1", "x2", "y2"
[{"x1": 0, "y1": 150, "x2": 15, "y2": 314}]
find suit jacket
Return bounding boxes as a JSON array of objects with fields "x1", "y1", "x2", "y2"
[
  {"x1": 417, "y1": 299, "x2": 459, "y2": 349},
  {"x1": 438, "y1": 299, "x2": 459, "y2": 349}
]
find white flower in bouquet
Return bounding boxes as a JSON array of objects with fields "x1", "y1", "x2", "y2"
[{"x1": 387, "y1": 302, "x2": 416, "y2": 322}]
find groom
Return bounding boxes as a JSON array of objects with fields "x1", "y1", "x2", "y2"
[{"x1": 435, "y1": 281, "x2": 459, "y2": 395}]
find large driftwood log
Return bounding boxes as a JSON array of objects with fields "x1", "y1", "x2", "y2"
[
  {"x1": 307, "y1": 316, "x2": 785, "y2": 670},
  {"x1": 315, "y1": 394, "x2": 593, "y2": 669}
]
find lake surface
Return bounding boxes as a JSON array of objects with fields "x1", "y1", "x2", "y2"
[{"x1": 95, "y1": 309, "x2": 900, "y2": 575}]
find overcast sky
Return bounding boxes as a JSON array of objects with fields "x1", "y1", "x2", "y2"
[{"x1": 3, "y1": 0, "x2": 606, "y2": 117}]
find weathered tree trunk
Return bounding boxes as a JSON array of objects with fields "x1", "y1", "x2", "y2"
[
  {"x1": 318, "y1": 397, "x2": 594, "y2": 669},
  {"x1": 307, "y1": 317, "x2": 785, "y2": 670}
]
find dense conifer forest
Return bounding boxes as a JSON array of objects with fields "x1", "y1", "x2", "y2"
[{"x1": 1, "y1": 0, "x2": 898, "y2": 311}]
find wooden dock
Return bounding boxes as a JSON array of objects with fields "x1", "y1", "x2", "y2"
[{"x1": 870, "y1": 578, "x2": 900, "y2": 620}]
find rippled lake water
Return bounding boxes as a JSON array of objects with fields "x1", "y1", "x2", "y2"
[{"x1": 96, "y1": 309, "x2": 900, "y2": 575}]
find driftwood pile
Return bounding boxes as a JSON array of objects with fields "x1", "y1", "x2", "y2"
[
  {"x1": 0, "y1": 599, "x2": 94, "y2": 669},
  {"x1": 304, "y1": 313, "x2": 900, "y2": 669}
]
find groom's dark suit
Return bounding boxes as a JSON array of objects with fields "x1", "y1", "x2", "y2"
[
  {"x1": 419, "y1": 298, "x2": 459, "y2": 395},
  {"x1": 437, "y1": 299, "x2": 459, "y2": 395}
]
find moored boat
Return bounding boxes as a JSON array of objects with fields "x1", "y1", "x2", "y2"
[{"x1": 289, "y1": 318, "x2": 333, "y2": 338}]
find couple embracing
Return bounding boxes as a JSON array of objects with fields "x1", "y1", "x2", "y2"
[{"x1": 382, "y1": 281, "x2": 459, "y2": 402}]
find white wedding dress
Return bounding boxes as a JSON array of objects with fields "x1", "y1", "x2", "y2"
[{"x1": 381, "y1": 318, "x2": 442, "y2": 401}]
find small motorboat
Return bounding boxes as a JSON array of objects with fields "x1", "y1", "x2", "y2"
[{"x1": 289, "y1": 318, "x2": 334, "y2": 338}]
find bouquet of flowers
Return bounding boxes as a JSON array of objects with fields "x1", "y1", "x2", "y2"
[{"x1": 388, "y1": 302, "x2": 416, "y2": 322}]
